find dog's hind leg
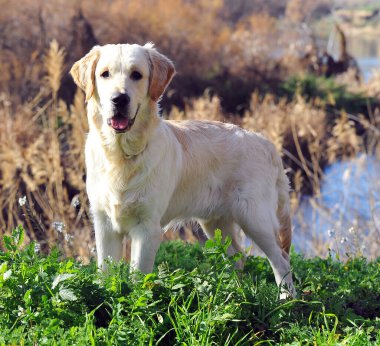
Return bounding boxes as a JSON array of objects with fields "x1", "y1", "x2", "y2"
[{"x1": 232, "y1": 199, "x2": 295, "y2": 299}]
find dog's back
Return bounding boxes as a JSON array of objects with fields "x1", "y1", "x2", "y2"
[{"x1": 163, "y1": 119, "x2": 290, "y2": 234}]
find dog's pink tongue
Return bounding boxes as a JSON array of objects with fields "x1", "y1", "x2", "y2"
[{"x1": 110, "y1": 116, "x2": 129, "y2": 130}]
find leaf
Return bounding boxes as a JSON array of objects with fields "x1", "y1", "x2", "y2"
[
  {"x1": 143, "y1": 273, "x2": 156, "y2": 283},
  {"x1": 215, "y1": 313, "x2": 234, "y2": 321},
  {"x1": 223, "y1": 235, "x2": 232, "y2": 252},
  {"x1": 0, "y1": 262, "x2": 7, "y2": 274},
  {"x1": 52, "y1": 273, "x2": 75, "y2": 289},
  {"x1": 135, "y1": 296, "x2": 147, "y2": 307},
  {"x1": 14, "y1": 225, "x2": 25, "y2": 247},
  {"x1": 205, "y1": 239, "x2": 215, "y2": 249},
  {"x1": 59, "y1": 288, "x2": 78, "y2": 301},
  {"x1": 23, "y1": 289, "x2": 32, "y2": 305},
  {"x1": 3, "y1": 235, "x2": 16, "y2": 252},
  {"x1": 214, "y1": 229, "x2": 223, "y2": 243},
  {"x1": 157, "y1": 313, "x2": 163, "y2": 324},
  {"x1": 172, "y1": 283, "x2": 186, "y2": 290}
]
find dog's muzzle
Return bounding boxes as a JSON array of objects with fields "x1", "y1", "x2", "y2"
[{"x1": 107, "y1": 93, "x2": 140, "y2": 133}]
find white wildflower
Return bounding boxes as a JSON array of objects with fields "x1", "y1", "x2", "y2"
[
  {"x1": 348, "y1": 227, "x2": 355, "y2": 234},
  {"x1": 340, "y1": 237, "x2": 348, "y2": 244},
  {"x1": 327, "y1": 229, "x2": 335, "y2": 238},
  {"x1": 70, "y1": 196, "x2": 80, "y2": 208},
  {"x1": 3, "y1": 269, "x2": 12, "y2": 280},
  {"x1": 52, "y1": 221, "x2": 65, "y2": 233},
  {"x1": 17, "y1": 306, "x2": 25, "y2": 317},
  {"x1": 34, "y1": 243, "x2": 41, "y2": 253},
  {"x1": 64, "y1": 233, "x2": 74, "y2": 243},
  {"x1": 342, "y1": 168, "x2": 351, "y2": 184},
  {"x1": 18, "y1": 196, "x2": 27, "y2": 207}
]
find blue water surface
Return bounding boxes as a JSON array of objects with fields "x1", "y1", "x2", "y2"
[{"x1": 293, "y1": 155, "x2": 380, "y2": 257}]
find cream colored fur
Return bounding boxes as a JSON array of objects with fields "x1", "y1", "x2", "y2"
[{"x1": 70, "y1": 43, "x2": 295, "y2": 298}]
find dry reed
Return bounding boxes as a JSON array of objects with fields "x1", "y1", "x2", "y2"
[{"x1": 0, "y1": 40, "x2": 379, "y2": 262}]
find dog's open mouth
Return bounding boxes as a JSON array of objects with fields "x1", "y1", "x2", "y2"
[
  {"x1": 107, "y1": 114, "x2": 131, "y2": 133},
  {"x1": 107, "y1": 104, "x2": 140, "y2": 133}
]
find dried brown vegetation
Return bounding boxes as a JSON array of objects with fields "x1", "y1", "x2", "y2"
[
  {"x1": 0, "y1": 0, "x2": 379, "y2": 260},
  {"x1": 0, "y1": 0, "x2": 334, "y2": 109},
  {"x1": 1, "y1": 40, "x2": 379, "y2": 260}
]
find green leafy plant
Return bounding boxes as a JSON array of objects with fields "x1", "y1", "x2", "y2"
[
  {"x1": 0, "y1": 226, "x2": 379, "y2": 345},
  {"x1": 280, "y1": 74, "x2": 377, "y2": 116}
]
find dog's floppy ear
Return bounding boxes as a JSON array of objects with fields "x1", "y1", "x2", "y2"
[
  {"x1": 70, "y1": 46, "x2": 100, "y2": 102},
  {"x1": 145, "y1": 43, "x2": 175, "y2": 101}
]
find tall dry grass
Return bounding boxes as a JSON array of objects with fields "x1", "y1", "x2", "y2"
[
  {"x1": 0, "y1": 41, "x2": 93, "y2": 258},
  {"x1": 1, "y1": 39, "x2": 379, "y2": 261}
]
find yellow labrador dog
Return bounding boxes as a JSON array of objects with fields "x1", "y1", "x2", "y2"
[{"x1": 71, "y1": 43, "x2": 295, "y2": 298}]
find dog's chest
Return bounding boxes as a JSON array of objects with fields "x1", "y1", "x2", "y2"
[
  {"x1": 89, "y1": 167, "x2": 148, "y2": 233},
  {"x1": 105, "y1": 190, "x2": 144, "y2": 232}
]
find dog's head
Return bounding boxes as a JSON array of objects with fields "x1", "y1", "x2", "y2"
[{"x1": 70, "y1": 43, "x2": 175, "y2": 133}]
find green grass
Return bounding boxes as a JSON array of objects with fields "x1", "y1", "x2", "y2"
[{"x1": 1, "y1": 226, "x2": 379, "y2": 345}]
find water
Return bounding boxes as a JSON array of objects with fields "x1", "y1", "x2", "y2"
[
  {"x1": 348, "y1": 35, "x2": 380, "y2": 81},
  {"x1": 293, "y1": 155, "x2": 380, "y2": 258}
]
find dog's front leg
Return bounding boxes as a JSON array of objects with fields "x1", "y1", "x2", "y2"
[
  {"x1": 130, "y1": 225, "x2": 162, "y2": 273},
  {"x1": 93, "y1": 212, "x2": 123, "y2": 270}
]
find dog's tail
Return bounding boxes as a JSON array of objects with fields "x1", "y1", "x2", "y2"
[{"x1": 276, "y1": 162, "x2": 292, "y2": 255}]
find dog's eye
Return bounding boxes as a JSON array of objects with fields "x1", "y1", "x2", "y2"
[
  {"x1": 130, "y1": 71, "x2": 142, "y2": 81},
  {"x1": 101, "y1": 70, "x2": 110, "y2": 78}
]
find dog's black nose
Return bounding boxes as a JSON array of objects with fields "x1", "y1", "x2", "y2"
[{"x1": 111, "y1": 93, "x2": 130, "y2": 109}]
